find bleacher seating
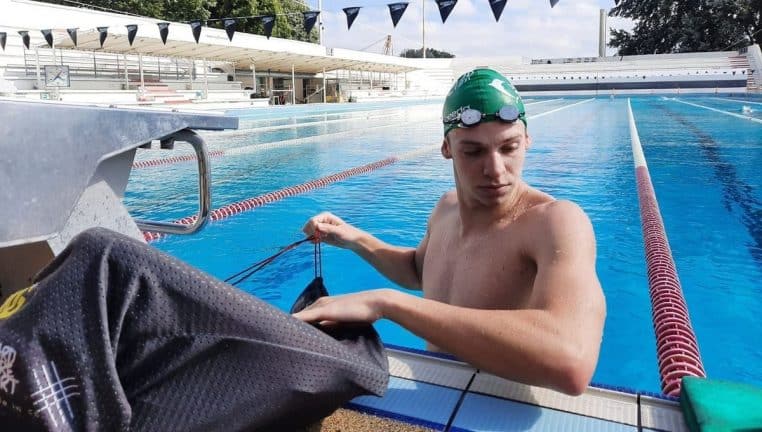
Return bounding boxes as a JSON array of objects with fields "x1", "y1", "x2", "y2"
[{"x1": 481, "y1": 51, "x2": 752, "y2": 93}]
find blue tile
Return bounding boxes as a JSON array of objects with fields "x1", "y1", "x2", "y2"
[
  {"x1": 350, "y1": 376, "x2": 462, "y2": 428},
  {"x1": 451, "y1": 393, "x2": 637, "y2": 432}
]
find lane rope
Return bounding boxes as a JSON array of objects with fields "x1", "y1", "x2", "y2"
[
  {"x1": 672, "y1": 98, "x2": 762, "y2": 124},
  {"x1": 627, "y1": 98, "x2": 706, "y2": 397},
  {"x1": 144, "y1": 156, "x2": 400, "y2": 242}
]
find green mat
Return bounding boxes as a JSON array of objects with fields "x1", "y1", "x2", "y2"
[{"x1": 681, "y1": 376, "x2": 762, "y2": 431}]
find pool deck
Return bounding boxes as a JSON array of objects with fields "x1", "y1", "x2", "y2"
[{"x1": 338, "y1": 348, "x2": 688, "y2": 432}]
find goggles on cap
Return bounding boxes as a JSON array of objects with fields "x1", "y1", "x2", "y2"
[{"x1": 445, "y1": 105, "x2": 522, "y2": 128}]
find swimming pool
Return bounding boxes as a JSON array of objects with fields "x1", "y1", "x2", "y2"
[{"x1": 124, "y1": 96, "x2": 762, "y2": 395}]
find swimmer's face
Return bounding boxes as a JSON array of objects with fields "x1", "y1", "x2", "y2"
[{"x1": 442, "y1": 120, "x2": 531, "y2": 207}]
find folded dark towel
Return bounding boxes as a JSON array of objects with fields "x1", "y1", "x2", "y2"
[{"x1": 0, "y1": 228, "x2": 388, "y2": 431}]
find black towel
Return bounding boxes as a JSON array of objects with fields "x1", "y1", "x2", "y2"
[{"x1": 0, "y1": 228, "x2": 388, "y2": 431}]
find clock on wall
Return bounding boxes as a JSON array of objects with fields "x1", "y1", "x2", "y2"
[{"x1": 44, "y1": 65, "x2": 70, "y2": 88}]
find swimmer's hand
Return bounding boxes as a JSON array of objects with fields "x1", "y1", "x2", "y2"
[
  {"x1": 302, "y1": 212, "x2": 367, "y2": 250},
  {"x1": 293, "y1": 289, "x2": 391, "y2": 325}
]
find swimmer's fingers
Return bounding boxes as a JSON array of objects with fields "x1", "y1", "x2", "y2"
[
  {"x1": 302, "y1": 212, "x2": 346, "y2": 243},
  {"x1": 292, "y1": 291, "x2": 385, "y2": 324},
  {"x1": 292, "y1": 295, "x2": 336, "y2": 323}
]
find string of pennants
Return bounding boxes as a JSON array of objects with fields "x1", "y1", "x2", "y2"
[{"x1": 0, "y1": 0, "x2": 560, "y2": 51}]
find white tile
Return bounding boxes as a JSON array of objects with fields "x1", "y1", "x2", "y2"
[
  {"x1": 469, "y1": 372, "x2": 639, "y2": 426},
  {"x1": 639, "y1": 395, "x2": 688, "y2": 432},
  {"x1": 385, "y1": 348, "x2": 476, "y2": 390}
]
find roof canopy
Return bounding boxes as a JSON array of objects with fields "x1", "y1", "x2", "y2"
[{"x1": 53, "y1": 26, "x2": 418, "y2": 74}]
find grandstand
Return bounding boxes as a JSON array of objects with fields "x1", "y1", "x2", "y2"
[{"x1": 454, "y1": 49, "x2": 760, "y2": 96}]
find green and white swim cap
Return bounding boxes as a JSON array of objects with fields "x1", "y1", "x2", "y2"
[{"x1": 442, "y1": 68, "x2": 526, "y2": 137}]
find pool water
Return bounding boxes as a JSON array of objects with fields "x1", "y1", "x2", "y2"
[{"x1": 124, "y1": 96, "x2": 762, "y2": 394}]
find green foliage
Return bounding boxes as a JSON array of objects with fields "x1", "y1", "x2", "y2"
[
  {"x1": 399, "y1": 47, "x2": 455, "y2": 58},
  {"x1": 213, "y1": 0, "x2": 318, "y2": 42},
  {"x1": 609, "y1": 0, "x2": 762, "y2": 55},
  {"x1": 163, "y1": 0, "x2": 214, "y2": 22},
  {"x1": 279, "y1": 0, "x2": 319, "y2": 43},
  {"x1": 38, "y1": 0, "x2": 318, "y2": 43}
]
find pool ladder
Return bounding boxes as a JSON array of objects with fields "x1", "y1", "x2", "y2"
[{"x1": 135, "y1": 129, "x2": 212, "y2": 236}]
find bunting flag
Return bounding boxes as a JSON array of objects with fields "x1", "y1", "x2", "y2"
[
  {"x1": 97, "y1": 26, "x2": 108, "y2": 48},
  {"x1": 18, "y1": 31, "x2": 30, "y2": 49},
  {"x1": 550, "y1": 0, "x2": 559, "y2": 7},
  {"x1": 388, "y1": 2, "x2": 409, "y2": 28},
  {"x1": 157, "y1": 22, "x2": 170, "y2": 45},
  {"x1": 261, "y1": 15, "x2": 276, "y2": 39},
  {"x1": 435, "y1": 0, "x2": 457, "y2": 24},
  {"x1": 189, "y1": 19, "x2": 202, "y2": 43},
  {"x1": 488, "y1": 0, "x2": 507, "y2": 22},
  {"x1": 0, "y1": 2, "x2": 534, "y2": 49},
  {"x1": 223, "y1": 18, "x2": 237, "y2": 41},
  {"x1": 126, "y1": 24, "x2": 138, "y2": 46},
  {"x1": 41, "y1": 29, "x2": 54, "y2": 48},
  {"x1": 303, "y1": 11, "x2": 319, "y2": 34},
  {"x1": 67, "y1": 28, "x2": 78, "y2": 46},
  {"x1": 342, "y1": 7, "x2": 361, "y2": 30}
]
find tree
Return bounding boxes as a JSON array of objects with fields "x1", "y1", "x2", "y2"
[
  {"x1": 399, "y1": 47, "x2": 455, "y2": 58},
  {"x1": 609, "y1": 0, "x2": 761, "y2": 55},
  {"x1": 40, "y1": 0, "x2": 164, "y2": 17},
  {"x1": 164, "y1": 0, "x2": 214, "y2": 22},
  {"x1": 279, "y1": 0, "x2": 319, "y2": 43},
  {"x1": 38, "y1": 0, "x2": 317, "y2": 43}
]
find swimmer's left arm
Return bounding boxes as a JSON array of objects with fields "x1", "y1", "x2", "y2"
[
  {"x1": 386, "y1": 202, "x2": 604, "y2": 394},
  {"x1": 295, "y1": 202, "x2": 605, "y2": 395}
]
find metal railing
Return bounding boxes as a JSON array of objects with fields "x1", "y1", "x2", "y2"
[
  {"x1": 135, "y1": 129, "x2": 212, "y2": 236},
  {"x1": 17, "y1": 47, "x2": 201, "y2": 83}
]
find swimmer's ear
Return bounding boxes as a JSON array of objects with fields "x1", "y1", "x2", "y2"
[
  {"x1": 441, "y1": 137, "x2": 452, "y2": 159},
  {"x1": 525, "y1": 133, "x2": 532, "y2": 150}
]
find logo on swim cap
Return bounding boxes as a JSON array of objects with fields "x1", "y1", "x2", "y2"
[{"x1": 442, "y1": 68, "x2": 526, "y2": 137}]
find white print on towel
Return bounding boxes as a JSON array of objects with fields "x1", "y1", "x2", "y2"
[
  {"x1": 0, "y1": 343, "x2": 19, "y2": 395},
  {"x1": 32, "y1": 361, "x2": 80, "y2": 428}
]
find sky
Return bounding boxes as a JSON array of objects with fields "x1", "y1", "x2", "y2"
[{"x1": 304, "y1": 0, "x2": 634, "y2": 59}]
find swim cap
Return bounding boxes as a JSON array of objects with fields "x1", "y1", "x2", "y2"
[{"x1": 442, "y1": 68, "x2": 526, "y2": 137}]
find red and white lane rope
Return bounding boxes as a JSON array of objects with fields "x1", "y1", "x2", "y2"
[
  {"x1": 132, "y1": 149, "x2": 226, "y2": 169},
  {"x1": 627, "y1": 99, "x2": 706, "y2": 397},
  {"x1": 143, "y1": 156, "x2": 398, "y2": 242},
  {"x1": 142, "y1": 144, "x2": 441, "y2": 242}
]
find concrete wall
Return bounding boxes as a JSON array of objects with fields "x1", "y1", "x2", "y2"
[{"x1": 745, "y1": 44, "x2": 762, "y2": 91}]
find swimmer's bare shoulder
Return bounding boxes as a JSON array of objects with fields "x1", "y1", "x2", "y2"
[{"x1": 428, "y1": 190, "x2": 458, "y2": 226}]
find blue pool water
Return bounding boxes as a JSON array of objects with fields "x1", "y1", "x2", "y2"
[{"x1": 124, "y1": 96, "x2": 762, "y2": 394}]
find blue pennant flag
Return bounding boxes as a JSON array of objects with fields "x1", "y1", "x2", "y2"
[
  {"x1": 97, "y1": 26, "x2": 108, "y2": 48},
  {"x1": 388, "y1": 2, "x2": 409, "y2": 28},
  {"x1": 343, "y1": 7, "x2": 361, "y2": 30},
  {"x1": 488, "y1": 0, "x2": 507, "y2": 22},
  {"x1": 67, "y1": 28, "x2": 78, "y2": 46},
  {"x1": 157, "y1": 22, "x2": 170, "y2": 45},
  {"x1": 189, "y1": 20, "x2": 203, "y2": 43},
  {"x1": 261, "y1": 15, "x2": 276, "y2": 39},
  {"x1": 435, "y1": 0, "x2": 458, "y2": 24},
  {"x1": 223, "y1": 18, "x2": 237, "y2": 41},
  {"x1": 126, "y1": 24, "x2": 138, "y2": 46},
  {"x1": 303, "y1": 11, "x2": 320, "y2": 34}
]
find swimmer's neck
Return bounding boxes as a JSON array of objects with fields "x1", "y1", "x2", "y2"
[{"x1": 457, "y1": 181, "x2": 530, "y2": 235}]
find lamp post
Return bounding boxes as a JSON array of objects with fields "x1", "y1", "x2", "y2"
[
  {"x1": 318, "y1": 0, "x2": 323, "y2": 45},
  {"x1": 422, "y1": 0, "x2": 426, "y2": 58}
]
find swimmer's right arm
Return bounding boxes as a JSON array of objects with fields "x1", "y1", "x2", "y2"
[{"x1": 303, "y1": 212, "x2": 424, "y2": 290}]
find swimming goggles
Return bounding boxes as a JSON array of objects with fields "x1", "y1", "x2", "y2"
[{"x1": 446, "y1": 106, "x2": 522, "y2": 128}]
